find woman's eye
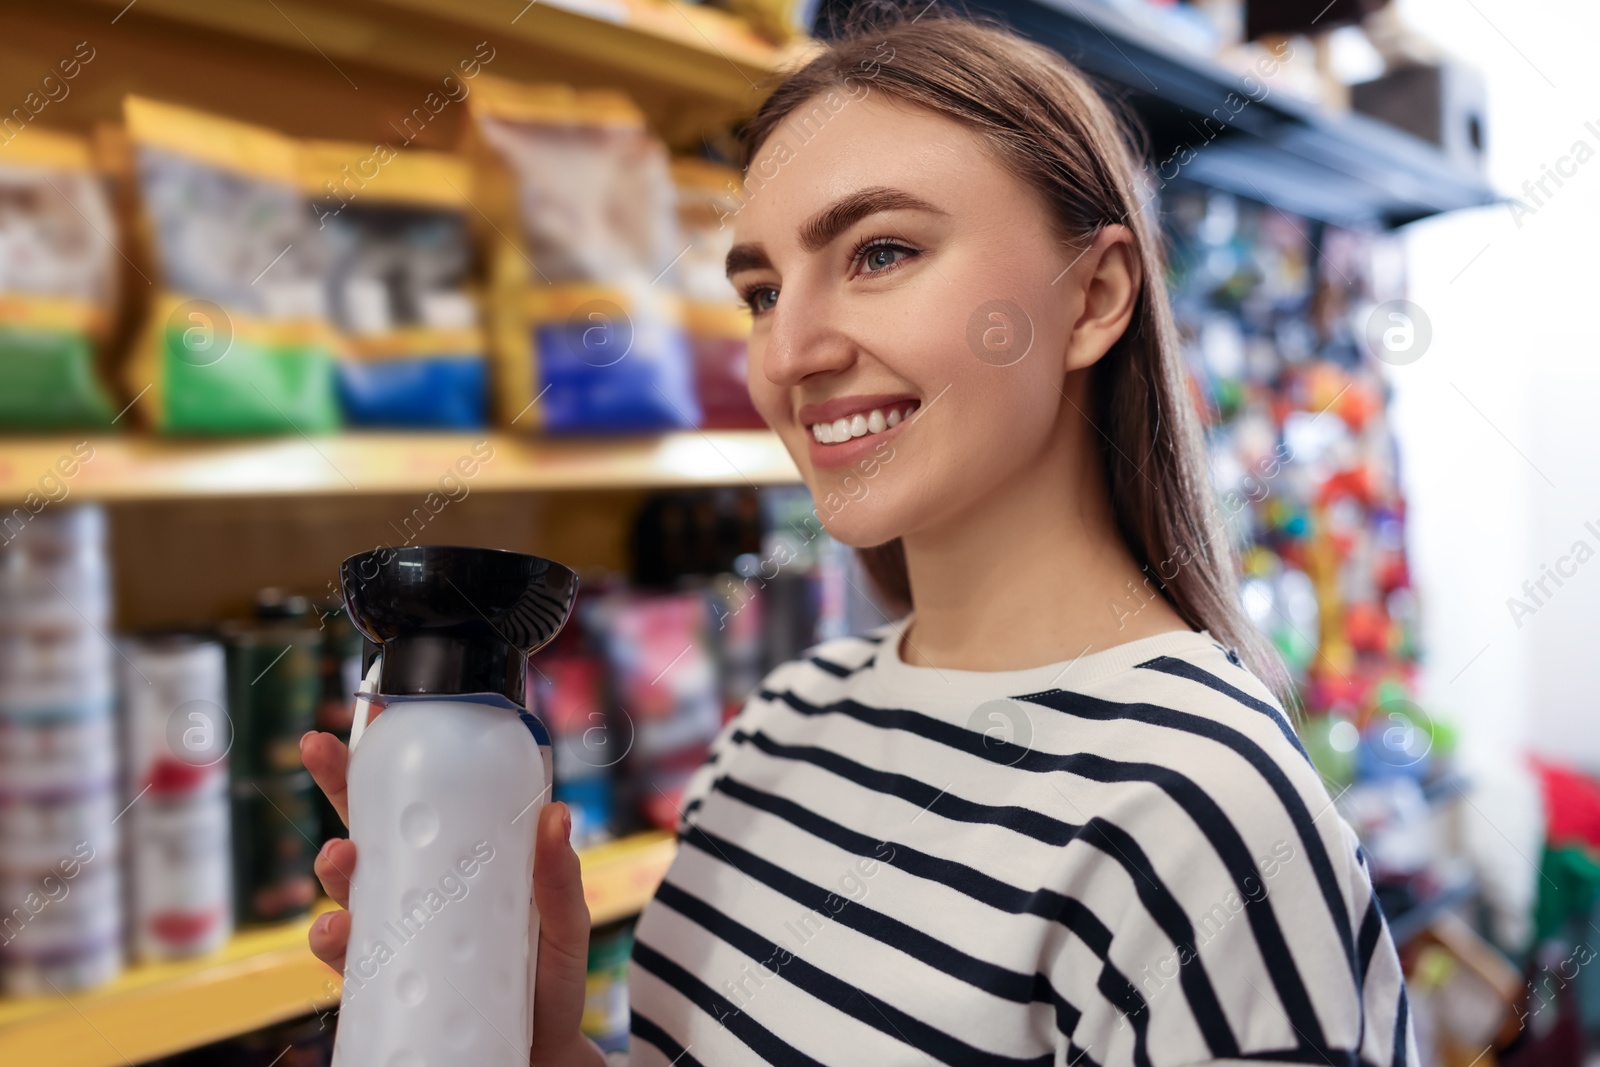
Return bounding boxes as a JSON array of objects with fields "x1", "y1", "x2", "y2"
[
  {"x1": 743, "y1": 285, "x2": 778, "y2": 315},
  {"x1": 858, "y1": 242, "x2": 914, "y2": 274}
]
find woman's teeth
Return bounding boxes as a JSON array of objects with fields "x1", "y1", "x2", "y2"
[{"x1": 811, "y1": 405, "x2": 917, "y2": 444}]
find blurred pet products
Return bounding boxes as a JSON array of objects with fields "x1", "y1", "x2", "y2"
[
  {"x1": 584, "y1": 590, "x2": 722, "y2": 832},
  {"x1": 685, "y1": 302, "x2": 762, "y2": 431},
  {"x1": 122, "y1": 96, "x2": 340, "y2": 434},
  {"x1": 0, "y1": 505, "x2": 122, "y2": 994},
  {"x1": 221, "y1": 590, "x2": 321, "y2": 924},
  {"x1": 670, "y1": 159, "x2": 763, "y2": 430},
  {"x1": 582, "y1": 918, "x2": 635, "y2": 1054},
  {"x1": 300, "y1": 142, "x2": 489, "y2": 429},
  {"x1": 535, "y1": 651, "x2": 616, "y2": 850},
  {"x1": 669, "y1": 159, "x2": 742, "y2": 308},
  {"x1": 122, "y1": 634, "x2": 233, "y2": 961},
  {"x1": 465, "y1": 78, "x2": 700, "y2": 434},
  {"x1": 0, "y1": 129, "x2": 120, "y2": 430}
]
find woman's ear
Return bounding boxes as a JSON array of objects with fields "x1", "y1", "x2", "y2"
[{"x1": 1063, "y1": 224, "x2": 1142, "y2": 372}]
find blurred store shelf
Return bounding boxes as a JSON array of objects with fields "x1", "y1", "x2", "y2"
[
  {"x1": 10, "y1": 0, "x2": 821, "y2": 149},
  {"x1": 0, "y1": 831, "x2": 678, "y2": 1067},
  {"x1": 0, "y1": 898, "x2": 341, "y2": 1067},
  {"x1": 0, "y1": 431, "x2": 801, "y2": 503},
  {"x1": 581, "y1": 830, "x2": 679, "y2": 926},
  {"x1": 858, "y1": 0, "x2": 1500, "y2": 228}
]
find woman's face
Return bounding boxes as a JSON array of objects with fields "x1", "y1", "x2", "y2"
[{"x1": 730, "y1": 92, "x2": 1099, "y2": 548}]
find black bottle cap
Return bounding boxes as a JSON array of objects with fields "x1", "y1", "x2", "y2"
[{"x1": 339, "y1": 545, "x2": 577, "y2": 706}]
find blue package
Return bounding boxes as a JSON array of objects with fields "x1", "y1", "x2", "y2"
[
  {"x1": 337, "y1": 355, "x2": 487, "y2": 429},
  {"x1": 531, "y1": 294, "x2": 702, "y2": 434}
]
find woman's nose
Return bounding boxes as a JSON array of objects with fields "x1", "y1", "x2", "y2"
[{"x1": 759, "y1": 289, "x2": 858, "y2": 388}]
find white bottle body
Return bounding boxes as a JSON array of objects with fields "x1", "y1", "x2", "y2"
[{"x1": 331, "y1": 698, "x2": 545, "y2": 1067}]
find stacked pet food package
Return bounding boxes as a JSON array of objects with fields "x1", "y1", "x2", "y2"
[
  {"x1": 121, "y1": 96, "x2": 340, "y2": 434},
  {"x1": 464, "y1": 78, "x2": 703, "y2": 433},
  {"x1": 0, "y1": 505, "x2": 121, "y2": 993},
  {"x1": 671, "y1": 158, "x2": 764, "y2": 430},
  {"x1": 0, "y1": 129, "x2": 120, "y2": 430},
  {"x1": 299, "y1": 141, "x2": 490, "y2": 429},
  {"x1": 120, "y1": 633, "x2": 233, "y2": 961}
]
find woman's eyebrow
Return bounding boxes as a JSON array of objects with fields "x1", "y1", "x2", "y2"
[{"x1": 724, "y1": 185, "x2": 947, "y2": 279}]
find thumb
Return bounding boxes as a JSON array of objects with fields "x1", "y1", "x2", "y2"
[{"x1": 531, "y1": 802, "x2": 591, "y2": 1055}]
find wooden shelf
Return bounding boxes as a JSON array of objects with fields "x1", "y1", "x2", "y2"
[
  {"x1": 581, "y1": 829, "x2": 679, "y2": 926},
  {"x1": 0, "y1": 831, "x2": 677, "y2": 1067},
  {"x1": 0, "y1": 431, "x2": 800, "y2": 504},
  {"x1": 19, "y1": 0, "x2": 823, "y2": 149}
]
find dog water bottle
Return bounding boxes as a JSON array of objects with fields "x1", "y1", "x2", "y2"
[{"x1": 331, "y1": 546, "x2": 577, "y2": 1067}]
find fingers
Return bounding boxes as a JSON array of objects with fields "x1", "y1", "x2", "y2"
[
  {"x1": 314, "y1": 837, "x2": 357, "y2": 909},
  {"x1": 300, "y1": 730, "x2": 350, "y2": 827},
  {"x1": 534, "y1": 802, "x2": 590, "y2": 965},
  {"x1": 304, "y1": 732, "x2": 354, "y2": 976},
  {"x1": 531, "y1": 802, "x2": 591, "y2": 1058},
  {"x1": 308, "y1": 907, "x2": 351, "y2": 974}
]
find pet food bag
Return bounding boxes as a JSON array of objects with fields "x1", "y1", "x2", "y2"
[
  {"x1": 0, "y1": 129, "x2": 119, "y2": 430},
  {"x1": 465, "y1": 79, "x2": 700, "y2": 434},
  {"x1": 300, "y1": 141, "x2": 488, "y2": 428},
  {"x1": 123, "y1": 96, "x2": 338, "y2": 434},
  {"x1": 671, "y1": 158, "x2": 763, "y2": 429}
]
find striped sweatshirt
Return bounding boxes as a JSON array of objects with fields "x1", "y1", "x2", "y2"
[{"x1": 627, "y1": 621, "x2": 1418, "y2": 1067}]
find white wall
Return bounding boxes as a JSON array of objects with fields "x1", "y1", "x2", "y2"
[{"x1": 1390, "y1": 0, "x2": 1600, "y2": 770}]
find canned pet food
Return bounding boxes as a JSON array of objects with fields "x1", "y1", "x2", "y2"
[
  {"x1": 129, "y1": 790, "x2": 232, "y2": 960},
  {"x1": 0, "y1": 862, "x2": 121, "y2": 995},
  {"x1": 229, "y1": 770, "x2": 318, "y2": 925},
  {"x1": 223, "y1": 593, "x2": 321, "y2": 779},
  {"x1": 123, "y1": 634, "x2": 230, "y2": 796}
]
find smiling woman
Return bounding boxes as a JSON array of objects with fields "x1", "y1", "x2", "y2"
[{"x1": 725, "y1": 12, "x2": 1282, "y2": 690}]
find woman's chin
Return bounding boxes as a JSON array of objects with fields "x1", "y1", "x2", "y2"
[{"x1": 808, "y1": 514, "x2": 900, "y2": 550}]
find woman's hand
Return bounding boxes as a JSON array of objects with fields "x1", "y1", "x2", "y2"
[{"x1": 299, "y1": 729, "x2": 604, "y2": 1067}]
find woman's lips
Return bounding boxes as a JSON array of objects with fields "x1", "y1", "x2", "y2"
[{"x1": 795, "y1": 393, "x2": 920, "y2": 428}]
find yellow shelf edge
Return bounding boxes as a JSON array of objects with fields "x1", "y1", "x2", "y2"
[
  {"x1": 582, "y1": 829, "x2": 678, "y2": 926},
  {"x1": 0, "y1": 832, "x2": 677, "y2": 1067},
  {"x1": 0, "y1": 430, "x2": 800, "y2": 504},
  {"x1": 73, "y1": 0, "x2": 803, "y2": 110}
]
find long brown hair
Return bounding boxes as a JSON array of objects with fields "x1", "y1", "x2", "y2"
[{"x1": 736, "y1": 1, "x2": 1296, "y2": 712}]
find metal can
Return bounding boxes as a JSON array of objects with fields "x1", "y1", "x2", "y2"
[
  {"x1": 222, "y1": 594, "x2": 321, "y2": 780},
  {"x1": 0, "y1": 859, "x2": 121, "y2": 996},
  {"x1": 128, "y1": 790, "x2": 232, "y2": 960},
  {"x1": 123, "y1": 634, "x2": 230, "y2": 797},
  {"x1": 0, "y1": 780, "x2": 118, "y2": 876},
  {"x1": 229, "y1": 770, "x2": 318, "y2": 925},
  {"x1": 0, "y1": 703, "x2": 116, "y2": 795},
  {"x1": 0, "y1": 505, "x2": 121, "y2": 993}
]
